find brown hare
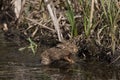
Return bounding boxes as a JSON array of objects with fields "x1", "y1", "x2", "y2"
[{"x1": 40, "y1": 41, "x2": 78, "y2": 65}]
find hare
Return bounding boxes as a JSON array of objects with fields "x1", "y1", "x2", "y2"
[{"x1": 40, "y1": 41, "x2": 78, "y2": 65}]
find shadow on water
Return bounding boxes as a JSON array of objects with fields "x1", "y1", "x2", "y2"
[{"x1": 0, "y1": 31, "x2": 120, "y2": 80}]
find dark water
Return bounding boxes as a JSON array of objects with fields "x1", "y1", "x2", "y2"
[{"x1": 0, "y1": 31, "x2": 120, "y2": 80}]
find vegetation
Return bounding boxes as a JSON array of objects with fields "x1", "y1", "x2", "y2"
[
  {"x1": 0, "y1": 0, "x2": 120, "y2": 63},
  {"x1": 66, "y1": 0, "x2": 78, "y2": 37}
]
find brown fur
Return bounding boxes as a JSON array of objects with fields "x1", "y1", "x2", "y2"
[{"x1": 40, "y1": 41, "x2": 78, "y2": 65}]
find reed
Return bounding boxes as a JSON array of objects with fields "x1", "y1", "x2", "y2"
[
  {"x1": 78, "y1": 0, "x2": 94, "y2": 37},
  {"x1": 66, "y1": 0, "x2": 78, "y2": 37},
  {"x1": 100, "y1": 0, "x2": 120, "y2": 54}
]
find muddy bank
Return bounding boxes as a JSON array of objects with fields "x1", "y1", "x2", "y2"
[{"x1": 1, "y1": 28, "x2": 120, "y2": 66}]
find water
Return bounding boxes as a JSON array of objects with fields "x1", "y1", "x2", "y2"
[{"x1": 0, "y1": 31, "x2": 120, "y2": 80}]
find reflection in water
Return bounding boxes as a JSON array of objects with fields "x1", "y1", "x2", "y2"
[
  {"x1": 0, "y1": 61, "x2": 120, "y2": 80},
  {"x1": 0, "y1": 31, "x2": 120, "y2": 80}
]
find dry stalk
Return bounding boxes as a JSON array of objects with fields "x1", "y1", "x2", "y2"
[
  {"x1": 111, "y1": 56, "x2": 120, "y2": 64},
  {"x1": 94, "y1": 0, "x2": 100, "y2": 10},
  {"x1": 90, "y1": 0, "x2": 95, "y2": 31},
  {"x1": 44, "y1": 0, "x2": 63, "y2": 42},
  {"x1": 12, "y1": 0, "x2": 25, "y2": 19},
  {"x1": 26, "y1": 17, "x2": 55, "y2": 32},
  {"x1": 31, "y1": 26, "x2": 39, "y2": 37}
]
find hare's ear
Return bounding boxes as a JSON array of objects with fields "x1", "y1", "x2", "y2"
[{"x1": 56, "y1": 44, "x2": 65, "y2": 49}]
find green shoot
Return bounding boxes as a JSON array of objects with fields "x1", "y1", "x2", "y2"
[
  {"x1": 66, "y1": 0, "x2": 78, "y2": 37},
  {"x1": 27, "y1": 37, "x2": 37, "y2": 54}
]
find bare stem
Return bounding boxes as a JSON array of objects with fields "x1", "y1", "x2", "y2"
[
  {"x1": 44, "y1": 0, "x2": 63, "y2": 42},
  {"x1": 90, "y1": 0, "x2": 95, "y2": 30}
]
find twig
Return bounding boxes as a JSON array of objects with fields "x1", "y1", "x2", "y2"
[
  {"x1": 31, "y1": 26, "x2": 39, "y2": 37},
  {"x1": 26, "y1": 17, "x2": 55, "y2": 32},
  {"x1": 111, "y1": 56, "x2": 120, "y2": 64}
]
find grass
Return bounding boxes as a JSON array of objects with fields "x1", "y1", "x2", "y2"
[
  {"x1": 66, "y1": 0, "x2": 78, "y2": 37},
  {"x1": 78, "y1": 0, "x2": 91, "y2": 37},
  {"x1": 75, "y1": 0, "x2": 119, "y2": 53},
  {"x1": 27, "y1": 37, "x2": 37, "y2": 54},
  {"x1": 19, "y1": 37, "x2": 37, "y2": 54},
  {"x1": 100, "y1": 0, "x2": 120, "y2": 54},
  {"x1": 18, "y1": 0, "x2": 120, "y2": 54}
]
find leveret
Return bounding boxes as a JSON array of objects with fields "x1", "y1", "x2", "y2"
[{"x1": 40, "y1": 41, "x2": 78, "y2": 65}]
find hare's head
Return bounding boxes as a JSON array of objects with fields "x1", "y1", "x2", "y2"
[{"x1": 56, "y1": 41, "x2": 78, "y2": 54}]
